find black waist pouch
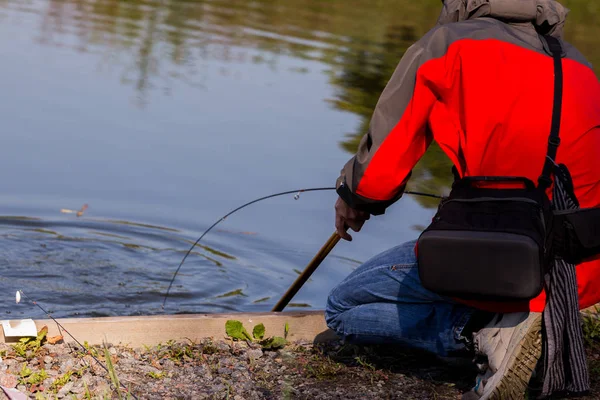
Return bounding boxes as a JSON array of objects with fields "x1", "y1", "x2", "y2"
[
  {"x1": 417, "y1": 177, "x2": 554, "y2": 301},
  {"x1": 553, "y1": 207, "x2": 600, "y2": 265}
]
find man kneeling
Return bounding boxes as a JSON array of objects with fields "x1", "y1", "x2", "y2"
[{"x1": 326, "y1": 1, "x2": 600, "y2": 398}]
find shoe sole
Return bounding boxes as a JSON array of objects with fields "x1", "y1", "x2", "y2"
[{"x1": 482, "y1": 312, "x2": 543, "y2": 400}]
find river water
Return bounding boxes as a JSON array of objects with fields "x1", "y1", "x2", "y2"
[{"x1": 0, "y1": 0, "x2": 597, "y2": 318}]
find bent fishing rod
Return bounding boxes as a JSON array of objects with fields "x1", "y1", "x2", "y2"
[{"x1": 161, "y1": 186, "x2": 443, "y2": 309}]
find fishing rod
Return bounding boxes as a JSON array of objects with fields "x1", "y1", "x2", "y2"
[
  {"x1": 16, "y1": 290, "x2": 139, "y2": 400},
  {"x1": 161, "y1": 186, "x2": 443, "y2": 308}
]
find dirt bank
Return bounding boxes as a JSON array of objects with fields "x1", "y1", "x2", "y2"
[{"x1": 0, "y1": 328, "x2": 597, "y2": 399}]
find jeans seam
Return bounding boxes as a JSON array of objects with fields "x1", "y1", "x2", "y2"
[
  {"x1": 339, "y1": 262, "x2": 414, "y2": 285},
  {"x1": 390, "y1": 263, "x2": 417, "y2": 270}
]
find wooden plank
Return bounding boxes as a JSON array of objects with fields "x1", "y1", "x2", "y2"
[{"x1": 0, "y1": 311, "x2": 338, "y2": 348}]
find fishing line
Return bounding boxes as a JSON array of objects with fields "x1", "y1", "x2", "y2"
[
  {"x1": 16, "y1": 290, "x2": 139, "y2": 400},
  {"x1": 161, "y1": 187, "x2": 443, "y2": 308}
]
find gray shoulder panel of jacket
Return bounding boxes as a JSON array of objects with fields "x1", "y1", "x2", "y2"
[{"x1": 443, "y1": 18, "x2": 591, "y2": 67}]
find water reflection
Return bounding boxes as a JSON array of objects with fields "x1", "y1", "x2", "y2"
[
  {"x1": 12, "y1": 0, "x2": 596, "y2": 207},
  {"x1": 8, "y1": 0, "x2": 600, "y2": 100},
  {"x1": 21, "y1": 0, "x2": 444, "y2": 104},
  {"x1": 0, "y1": 0, "x2": 598, "y2": 316}
]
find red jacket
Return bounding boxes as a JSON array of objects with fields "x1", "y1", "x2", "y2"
[{"x1": 336, "y1": 0, "x2": 600, "y2": 313}]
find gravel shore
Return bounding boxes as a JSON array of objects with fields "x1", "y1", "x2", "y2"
[{"x1": 0, "y1": 327, "x2": 597, "y2": 399}]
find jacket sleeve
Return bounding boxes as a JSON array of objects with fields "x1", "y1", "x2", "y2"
[{"x1": 336, "y1": 28, "x2": 448, "y2": 215}]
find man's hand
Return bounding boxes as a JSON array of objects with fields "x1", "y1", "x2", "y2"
[{"x1": 335, "y1": 197, "x2": 370, "y2": 241}]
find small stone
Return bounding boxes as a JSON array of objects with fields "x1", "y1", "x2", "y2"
[
  {"x1": 235, "y1": 341, "x2": 249, "y2": 349},
  {"x1": 109, "y1": 347, "x2": 117, "y2": 355},
  {"x1": 81, "y1": 373, "x2": 93, "y2": 384},
  {"x1": 120, "y1": 357, "x2": 136, "y2": 367},
  {"x1": 60, "y1": 359, "x2": 74, "y2": 373},
  {"x1": 140, "y1": 365, "x2": 161, "y2": 375},
  {"x1": 280, "y1": 351, "x2": 296, "y2": 362},
  {"x1": 0, "y1": 371, "x2": 17, "y2": 388},
  {"x1": 95, "y1": 382, "x2": 110, "y2": 394},
  {"x1": 72, "y1": 383, "x2": 86, "y2": 394},
  {"x1": 58, "y1": 381, "x2": 74, "y2": 397},
  {"x1": 216, "y1": 342, "x2": 230, "y2": 352},
  {"x1": 217, "y1": 367, "x2": 232, "y2": 375},
  {"x1": 223, "y1": 357, "x2": 238, "y2": 366},
  {"x1": 248, "y1": 341, "x2": 263, "y2": 350},
  {"x1": 44, "y1": 356, "x2": 53, "y2": 364},
  {"x1": 247, "y1": 349, "x2": 263, "y2": 361},
  {"x1": 209, "y1": 384, "x2": 225, "y2": 393},
  {"x1": 231, "y1": 371, "x2": 244, "y2": 379}
]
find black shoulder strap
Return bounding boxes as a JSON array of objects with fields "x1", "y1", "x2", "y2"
[{"x1": 537, "y1": 35, "x2": 564, "y2": 191}]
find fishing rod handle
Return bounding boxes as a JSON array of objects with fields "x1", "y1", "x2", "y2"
[{"x1": 271, "y1": 231, "x2": 341, "y2": 312}]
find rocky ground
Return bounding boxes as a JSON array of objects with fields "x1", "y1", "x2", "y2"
[{"x1": 0, "y1": 322, "x2": 597, "y2": 399}]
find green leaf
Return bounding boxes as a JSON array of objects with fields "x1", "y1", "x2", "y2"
[
  {"x1": 225, "y1": 320, "x2": 252, "y2": 341},
  {"x1": 260, "y1": 336, "x2": 287, "y2": 350},
  {"x1": 284, "y1": 322, "x2": 289, "y2": 339},
  {"x1": 104, "y1": 347, "x2": 122, "y2": 400},
  {"x1": 252, "y1": 323, "x2": 265, "y2": 340},
  {"x1": 20, "y1": 364, "x2": 32, "y2": 378}
]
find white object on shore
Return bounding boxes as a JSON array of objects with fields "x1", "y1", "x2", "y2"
[
  {"x1": 1, "y1": 319, "x2": 37, "y2": 338},
  {"x1": 0, "y1": 386, "x2": 29, "y2": 400}
]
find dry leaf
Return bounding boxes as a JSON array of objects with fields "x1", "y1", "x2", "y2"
[
  {"x1": 76, "y1": 204, "x2": 89, "y2": 217},
  {"x1": 38, "y1": 326, "x2": 48, "y2": 337},
  {"x1": 61, "y1": 204, "x2": 89, "y2": 217},
  {"x1": 46, "y1": 335, "x2": 63, "y2": 344}
]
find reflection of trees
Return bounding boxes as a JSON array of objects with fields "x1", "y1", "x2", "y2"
[
  {"x1": 20, "y1": 0, "x2": 600, "y2": 186},
  {"x1": 31, "y1": 0, "x2": 449, "y2": 106},
  {"x1": 329, "y1": 24, "x2": 454, "y2": 208},
  {"x1": 38, "y1": 0, "x2": 212, "y2": 106},
  {"x1": 329, "y1": 25, "x2": 417, "y2": 154},
  {"x1": 132, "y1": 5, "x2": 159, "y2": 107}
]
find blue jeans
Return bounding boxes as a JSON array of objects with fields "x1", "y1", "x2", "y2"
[{"x1": 325, "y1": 240, "x2": 476, "y2": 357}]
